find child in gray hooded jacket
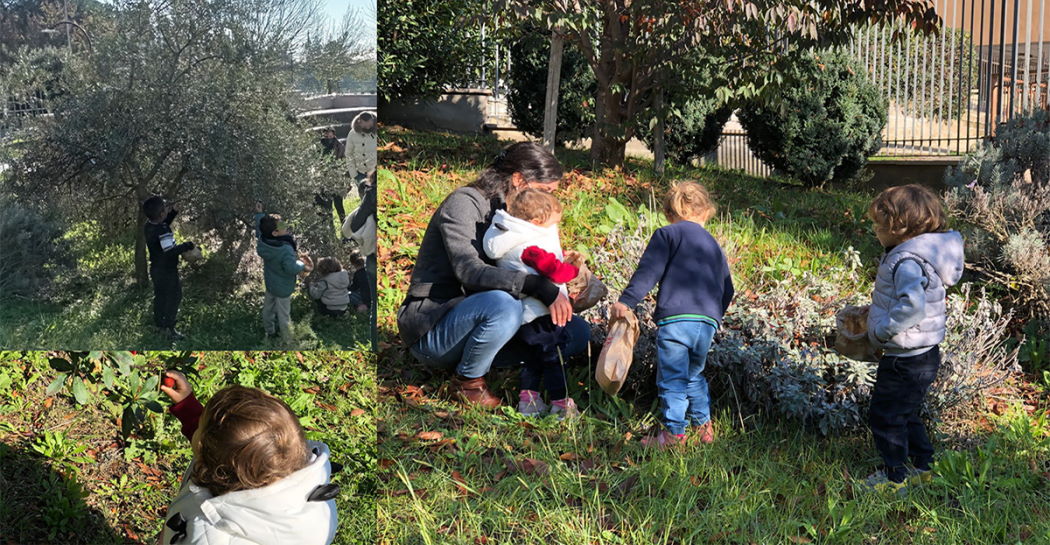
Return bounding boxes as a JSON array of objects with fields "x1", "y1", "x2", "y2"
[{"x1": 864, "y1": 184, "x2": 964, "y2": 490}]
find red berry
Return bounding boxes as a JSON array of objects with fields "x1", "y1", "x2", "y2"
[{"x1": 162, "y1": 376, "x2": 176, "y2": 388}]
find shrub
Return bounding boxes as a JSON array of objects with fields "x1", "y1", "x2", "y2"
[
  {"x1": 738, "y1": 49, "x2": 887, "y2": 186},
  {"x1": 944, "y1": 109, "x2": 1050, "y2": 329},
  {"x1": 584, "y1": 208, "x2": 1017, "y2": 435},
  {"x1": 506, "y1": 27, "x2": 595, "y2": 144},
  {"x1": 0, "y1": 198, "x2": 73, "y2": 298},
  {"x1": 637, "y1": 98, "x2": 732, "y2": 166}
]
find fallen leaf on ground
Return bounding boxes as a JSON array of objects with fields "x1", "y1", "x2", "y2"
[
  {"x1": 350, "y1": 408, "x2": 366, "y2": 417},
  {"x1": 415, "y1": 431, "x2": 443, "y2": 441}
]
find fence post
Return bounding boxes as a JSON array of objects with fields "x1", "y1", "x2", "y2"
[{"x1": 542, "y1": 28, "x2": 564, "y2": 152}]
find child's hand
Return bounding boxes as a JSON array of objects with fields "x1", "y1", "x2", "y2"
[
  {"x1": 610, "y1": 302, "x2": 630, "y2": 321},
  {"x1": 159, "y1": 370, "x2": 192, "y2": 404},
  {"x1": 254, "y1": 200, "x2": 264, "y2": 213},
  {"x1": 564, "y1": 250, "x2": 583, "y2": 264}
]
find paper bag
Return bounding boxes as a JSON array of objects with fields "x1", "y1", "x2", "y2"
[
  {"x1": 564, "y1": 253, "x2": 608, "y2": 313},
  {"x1": 834, "y1": 304, "x2": 880, "y2": 362},
  {"x1": 596, "y1": 309, "x2": 640, "y2": 396}
]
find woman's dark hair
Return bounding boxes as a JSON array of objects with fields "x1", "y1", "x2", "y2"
[{"x1": 468, "y1": 142, "x2": 563, "y2": 200}]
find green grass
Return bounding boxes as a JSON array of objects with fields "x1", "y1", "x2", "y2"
[
  {"x1": 0, "y1": 199, "x2": 370, "y2": 350},
  {"x1": 0, "y1": 350, "x2": 377, "y2": 545},
  {"x1": 375, "y1": 127, "x2": 1050, "y2": 544}
]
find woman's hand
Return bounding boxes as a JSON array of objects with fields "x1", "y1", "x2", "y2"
[
  {"x1": 610, "y1": 302, "x2": 630, "y2": 322},
  {"x1": 160, "y1": 370, "x2": 192, "y2": 404},
  {"x1": 549, "y1": 292, "x2": 572, "y2": 326}
]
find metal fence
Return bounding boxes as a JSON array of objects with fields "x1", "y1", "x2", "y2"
[
  {"x1": 701, "y1": 132, "x2": 774, "y2": 178},
  {"x1": 851, "y1": 0, "x2": 1049, "y2": 156},
  {"x1": 1, "y1": 91, "x2": 50, "y2": 140}
]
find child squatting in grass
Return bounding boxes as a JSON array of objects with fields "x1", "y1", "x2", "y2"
[
  {"x1": 158, "y1": 371, "x2": 340, "y2": 545},
  {"x1": 611, "y1": 181, "x2": 735, "y2": 449},
  {"x1": 483, "y1": 188, "x2": 582, "y2": 418},
  {"x1": 308, "y1": 254, "x2": 371, "y2": 317},
  {"x1": 863, "y1": 184, "x2": 964, "y2": 491}
]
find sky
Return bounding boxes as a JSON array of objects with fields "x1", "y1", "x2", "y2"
[{"x1": 321, "y1": 0, "x2": 375, "y2": 27}]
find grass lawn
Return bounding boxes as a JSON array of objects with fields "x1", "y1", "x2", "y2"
[
  {"x1": 0, "y1": 350, "x2": 377, "y2": 545},
  {"x1": 0, "y1": 199, "x2": 372, "y2": 350},
  {"x1": 375, "y1": 126, "x2": 1050, "y2": 544}
]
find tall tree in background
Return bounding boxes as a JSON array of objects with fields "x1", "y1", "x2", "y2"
[
  {"x1": 5, "y1": 0, "x2": 342, "y2": 284},
  {"x1": 496, "y1": 0, "x2": 940, "y2": 168},
  {"x1": 302, "y1": 6, "x2": 376, "y2": 94}
]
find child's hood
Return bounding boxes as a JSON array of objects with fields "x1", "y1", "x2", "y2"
[
  {"x1": 350, "y1": 111, "x2": 377, "y2": 134},
  {"x1": 257, "y1": 234, "x2": 296, "y2": 259},
  {"x1": 890, "y1": 230, "x2": 965, "y2": 287},
  {"x1": 482, "y1": 209, "x2": 559, "y2": 260},
  {"x1": 163, "y1": 440, "x2": 338, "y2": 545},
  {"x1": 323, "y1": 270, "x2": 351, "y2": 290}
]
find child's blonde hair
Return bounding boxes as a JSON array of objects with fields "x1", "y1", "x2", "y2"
[
  {"x1": 191, "y1": 386, "x2": 307, "y2": 496},
  {"x1": 868, "y1": 184, "x2": 947, "y2": 240},
  {"x1": 663, "y1": 181, "x2": 716, "y2": 223},
  {"x1": 507, "y1": 188, "x2": 562, "y2": 224}
]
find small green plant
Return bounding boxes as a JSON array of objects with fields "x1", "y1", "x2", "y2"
[{"x1": 31, "y1": 431, "x2": 93, "y2": 475}]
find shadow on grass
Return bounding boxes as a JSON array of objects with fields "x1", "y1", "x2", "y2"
[{"x1": 0, "y1": 441, "x2": 136, "y2": 545}]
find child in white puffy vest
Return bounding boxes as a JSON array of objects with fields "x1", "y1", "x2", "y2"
[
  {"x1": 482, "y1": 189, "x2": 580, "y2": 418},
  {"x1": 863, "y1": 184, "x2": 964, "y2": 491}
]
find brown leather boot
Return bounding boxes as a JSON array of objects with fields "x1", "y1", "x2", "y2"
[{"x1": 449, "y1": 375, "x2": 501, "y2": 409}]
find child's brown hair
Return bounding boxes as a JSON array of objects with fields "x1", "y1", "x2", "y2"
[
  {"x1": 347, "y1": 250, "x2": 366, "y2": 270},
  {"x1": 507, "y1": 188, "x2": 562, "y2": 224},
  {"x1": 663, "y1": 181, "x2": 716, "y2": 224},
  {"x1": 315, "y1": 256, "x2": 343, "y2": 276},
  {"x1": 191, "y1": 386, "x2": 307, "y2": 496},
  {"x1": 867, "y1": 184, "x2": 947, "y2": 241}
]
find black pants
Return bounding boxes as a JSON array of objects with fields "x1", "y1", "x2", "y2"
[
  {"x1": 315, "y1": 191, "x2": 346, "y2": 223},
  {"x1": 868, "y1": 345, "x2": 940, "y2": 482},
  {"x1": 150, "y1": 268, "x2": 182, "y2": 329},
  {"x1": 517, "y1": 316, "x2": 569, "y2": 400}
]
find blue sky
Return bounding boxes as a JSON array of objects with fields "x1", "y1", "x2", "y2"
[{"x1": 321, "y1": 0, "x2": 375, "y2": 26}]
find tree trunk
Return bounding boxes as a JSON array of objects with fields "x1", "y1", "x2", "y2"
[
  {"x1": 653, "y1": 87, "x2": 666, "y2": 175},
  {"x1": 542, "y1": 29, "x2": 564, "y2": 151},
  {"x1": 588, "y1": 7, "x2": 629, "y2": 168},
  {"x1": 134, "y1": 184, "x2": 149, "y2": 286}
]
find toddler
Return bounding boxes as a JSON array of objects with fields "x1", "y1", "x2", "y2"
[
  {"x1": 254, "y1": 201, "x2": 313, "y2": 342},
  {"x1": 483, "y1": 188, "x2": 580, "y2": 418},
  {"x1": 308, "y1": 257, "x2": 352, "y2": 316},
  {"x1": 142, "y1": 196, "x2": 196, "y2": 341},
  {"x1": 611, "y1": 181, "x2": 734, "y2": 448},
  {"x1": 158, "y1": 372, "x2": 338, "y2": 544},
  {"x1": 863, "y1": 184, "x2": 964, "y2": 491}
]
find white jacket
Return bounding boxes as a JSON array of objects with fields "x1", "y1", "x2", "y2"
[
  {"x1": 345, "y1": 112, "x2": 376, "y2": 176},
  {"x1": 160, "y1": 440, "x2": 339, "y2": 545},
  {"x1": 482, "y1": 209, "x2": 568, "y2": 323}
]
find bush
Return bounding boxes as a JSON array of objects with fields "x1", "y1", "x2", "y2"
[
  {"x1": 584, "y1": 210, "x2": 1017, "y2": 435},
  {"x1": 506, "y1": 28, "x2": 595, "y2": 144},
  {"x1": 0, "y1": 198, "x2": 73, "y2": 298},
  {"x1": 638, "y1": 98, "x2": 732, "y2": 166},
  {"x1": 738, "y1": 50, "x2": 887, "y2": 186},
  {"x1": 944, "y1": 109, "x2": 1050, "y2": 328}
]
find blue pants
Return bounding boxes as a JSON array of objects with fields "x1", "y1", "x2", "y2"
[
  {"x1": 655, "y1": 320, "x2": 717, "y2": 435},
  {"x1": 411, "y1": 290, "x2": 590, "y2": 379},
  {"x1": 869, "y1": 345, "x2": 940, "y2": 482}
]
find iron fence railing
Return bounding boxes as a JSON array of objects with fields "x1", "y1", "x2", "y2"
[{"x1": 702, "y1": 132, "x2": 774, "y2": 178}]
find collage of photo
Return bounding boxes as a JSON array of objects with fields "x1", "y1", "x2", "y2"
[{"x1": 2, "y1": 0, "x2": 1049, "y2": 544}]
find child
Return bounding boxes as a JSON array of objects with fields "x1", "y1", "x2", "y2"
[
  {"x1": 308, "y1": 257, "x2": 352, "y2": 317},
  {"x1": 254, "y1": 202, "x2": 313, "y2": 342},
  {"x1": 863, "y1": 184, "x2": 964, "y2": 490},
  {"x1": 346, "y1": 112, "x2": 376, "y2": 189},
  {"x1": 483, "y1": 188, "x2": 581, "y2": 418},
  {"x1": 346, "y1": 250, "x2": 372, "y2": 315},
  {"x1": 159, "y1": 371, "x2": 339, "y2": 544},
  {"x1": 142, "y1": 196, "x2": 196, "y2": 341},
  {"x1": 611, "y1": 181, "x2": 734, "y2": 448}
]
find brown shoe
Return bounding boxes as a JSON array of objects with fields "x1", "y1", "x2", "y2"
[{"x1": 449, "y1": 375, "x2": 501, "y2": 409}]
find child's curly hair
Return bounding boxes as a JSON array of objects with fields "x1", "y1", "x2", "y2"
[
  {"x1": 507, "y1": 188, "x2": 562, "y2": 224},
  {"x1": 191, "y1": 386, "x2": 307, "y2": 496},
  {"x1": 868, "y1": 184, "x2": 947, "y2": 240},
  {"x1": 315, "y1": 256, "x2": 343, "y2": 276},
  {"x1": 663, "y1": 181, "x2": 716, "y2": 224}
]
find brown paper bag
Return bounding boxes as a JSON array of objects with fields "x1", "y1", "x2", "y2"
[
  {"x1": 564, "y1": 254, "x2": 608, "y2": 313},
  {"x1": 596, "y1": 309, "x2": 640, "y2": 396},
  {"x1": 834, "y1": 304, "x2": 880, "y2": 362}
]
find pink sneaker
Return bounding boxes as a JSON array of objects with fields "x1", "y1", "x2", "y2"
[
  {"x1": 641, "y1": 429, "x2": 687, "y2": 449},
  {"x1": 517, "y1": 390, "x2": 548, "y2": 416},
  {"x1": 549, "y1": 398, "x2": 580, "y2": 420}
]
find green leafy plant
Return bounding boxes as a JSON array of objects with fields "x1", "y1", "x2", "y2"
[
  {"x1": 739, "y1": 49, "x2": 887, "y2": 186},
  {"x1": 31, "y1": 432, "x2": 93, "y2": 475}
]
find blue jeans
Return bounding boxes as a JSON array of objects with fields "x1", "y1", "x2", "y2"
[
  {"x1": 410, "y1": 290, "x2": 591, "y2": 379},
  {"x1": 655, "y1": 320, "x2": 717, "y2": 435},
  {"x1": 869, "y1": 345, "x2": 940, "y2": 482}
]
